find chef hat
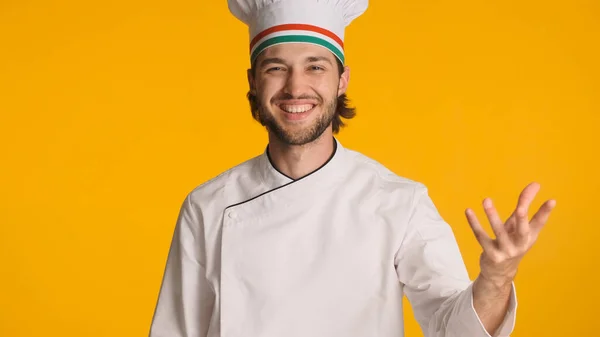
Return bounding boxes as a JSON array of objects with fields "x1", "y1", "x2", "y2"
[{"x1": 228, "y1": 0, "x2": 368, "y2": 65}]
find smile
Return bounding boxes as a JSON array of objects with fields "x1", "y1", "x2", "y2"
[{"x1": 278, "y1": 104, "x2": 316, "y2": 114}]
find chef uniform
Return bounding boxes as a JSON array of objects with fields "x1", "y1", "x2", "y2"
[{"x1": 149, "y1": 1, "x2": 518, "y2": 337}]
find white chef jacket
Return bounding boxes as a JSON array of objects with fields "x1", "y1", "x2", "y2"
[{"x1": 149, "y1": 138, "x2": 517, "y2": 337}]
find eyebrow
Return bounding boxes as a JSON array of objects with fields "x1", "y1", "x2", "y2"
[
  {"x1": 259, "y1": 57, "x2": 286, "y2": 68},
  {"x1": 306, "y1": 56, "x2": 333, "y2": 65},
  {"x1": 258, "y1": 56, "x2": 333, "y2": 68}
]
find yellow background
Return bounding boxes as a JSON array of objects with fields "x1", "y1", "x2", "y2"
[{"x1": 1, "y1": 0, "x2": 598, "y2": 336}]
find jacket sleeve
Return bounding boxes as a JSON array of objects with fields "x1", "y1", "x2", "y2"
[
  {"x1": 149, "y1": 194, "x2": 215, "y2": 337},
  {"x1": 395, "y1": 184, "x2": 517, "y2": 337}
]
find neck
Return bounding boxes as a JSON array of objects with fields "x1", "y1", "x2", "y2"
[{"x1": 267, "y1": 131, "x2": 336, "y2": 180}]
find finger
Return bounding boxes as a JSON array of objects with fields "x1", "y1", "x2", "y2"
[
  {"x1": 465, "y1": 208, "x2": 496, "y2": 252},
  {"x1": 482, "y1": 198, "x2": 511, "y2": 247},
  {"x1": 530, "y1": 199, "x2": 557, "y2": 233},
  {"x1": 515, "y1": 182, "x2": 540, "y2": 236},
  {"x1": 482, "y1": 198, "x2": 503, "y2": 229},
  {"x1": 515, "y1": 205, "x2": 530, "y2": 237},
  {"x1": 515, "y1": 182, "x2": 540, "y2": 215}
]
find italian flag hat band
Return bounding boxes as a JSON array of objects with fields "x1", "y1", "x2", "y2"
[{"x1": 249, "y1": 24, "x2": 345, "y2": 65}]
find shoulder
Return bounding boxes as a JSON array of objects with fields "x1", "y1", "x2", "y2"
[
  {"x1": 344, "y1": 147, "x2": 427, "y2": 196},
  {"x1": 340, "y1": 147, "x2": 434, "y2": 221},
  {"x1": 185, "y1": 153, "x2": 263, "y2": 210}
]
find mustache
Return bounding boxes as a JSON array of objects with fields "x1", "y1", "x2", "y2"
[{"x1": 271, "y1": 93, "x2": 322, "y2": 103}]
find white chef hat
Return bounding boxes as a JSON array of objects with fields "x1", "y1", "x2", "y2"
[{"x1": 228, "y1": 0, "x2": 368, "y2": 66}]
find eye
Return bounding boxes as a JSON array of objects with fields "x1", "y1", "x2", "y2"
[
  {"x1": 266, "y1": 66, "x2": 284, "y2": 72},
  {"x1": 309, "y1": 65, "x2": 325, "y2": 71}
]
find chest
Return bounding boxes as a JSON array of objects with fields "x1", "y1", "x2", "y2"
[{"x1": 210, "y1": 191, "x2": 406, "y2": 294}]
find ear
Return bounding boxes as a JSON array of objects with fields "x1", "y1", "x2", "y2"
[
  {"x1": 247, "y1": 68, "x2": 256, "y2": 95},
  {"x1": 337, "y1": 65, "x2": 350, "y2": 96}
]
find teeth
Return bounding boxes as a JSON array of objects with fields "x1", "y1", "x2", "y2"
[{"x1": 281, "y1": 104, "x2": 314, "y2": 113}]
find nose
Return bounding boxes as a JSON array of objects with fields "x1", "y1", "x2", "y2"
[{"x1": 282, "y1": 68, "x2": 306, "y2": 98}]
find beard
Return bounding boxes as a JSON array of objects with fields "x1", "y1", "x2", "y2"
[{"x1": 257, "y1": 93, "x2": 337, "y2": 146}]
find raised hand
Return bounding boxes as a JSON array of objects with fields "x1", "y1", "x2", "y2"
[{"x1": 465, "y1": 182, "x2": 556, "y2": 287}]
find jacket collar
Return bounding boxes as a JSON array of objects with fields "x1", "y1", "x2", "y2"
[
  {"x1": 260, "y1": 136, "x2": 340, "y2": 187},
  {"x1": 228, "y1": 137, "x2": 350, "y2": 219}
]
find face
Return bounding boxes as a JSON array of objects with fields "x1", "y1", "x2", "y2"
[{"x1": 248, "y1": 43, "x2": 350, "y2": 146}]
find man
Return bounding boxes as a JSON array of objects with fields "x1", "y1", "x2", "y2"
[{"x1": 149, "y1": 1, "x2": 556, "y2": 336}]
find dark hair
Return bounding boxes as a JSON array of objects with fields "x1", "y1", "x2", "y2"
[{"x1": 247, "y1": 59, "x2": 356, "y2": 134}]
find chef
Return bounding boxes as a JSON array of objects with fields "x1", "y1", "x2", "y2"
[{"x1": 149, "y1": 1, "x2": 556, "y2": 336}]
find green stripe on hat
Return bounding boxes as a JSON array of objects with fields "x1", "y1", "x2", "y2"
[{"x1": 251, "y1": 35, "x2": 344, "y2": 65}]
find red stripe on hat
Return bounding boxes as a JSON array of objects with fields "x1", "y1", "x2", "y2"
[{"x1": 250, "y1": 24, "x2": 344, "y2": 51}]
